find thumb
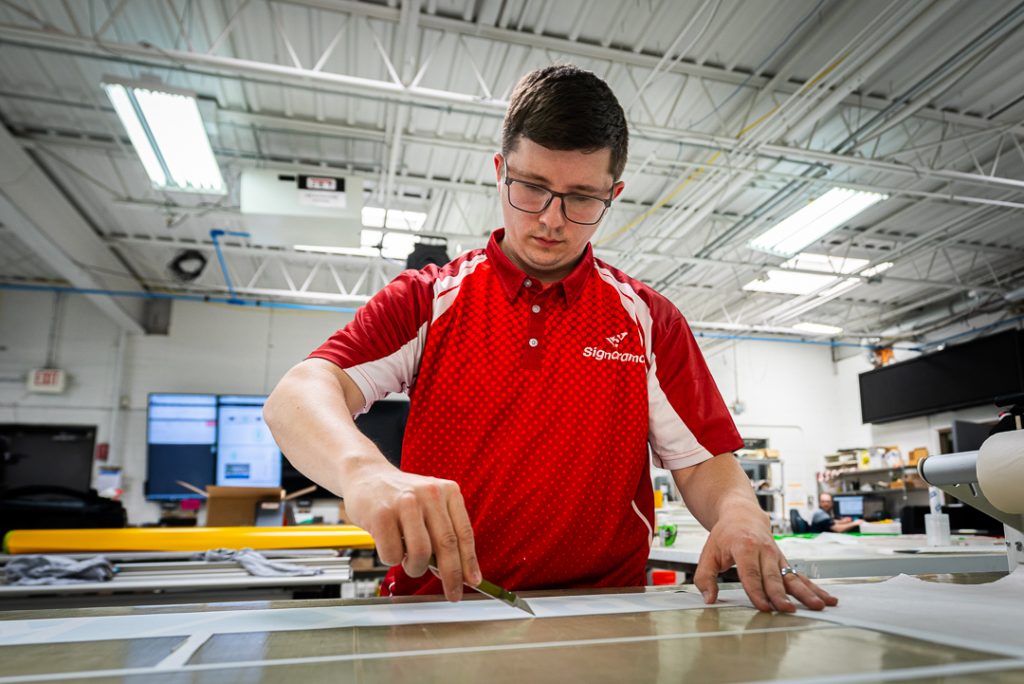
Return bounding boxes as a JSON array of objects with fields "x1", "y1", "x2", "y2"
[{"x1": 693, "y1": 552, "x2": 722, "y2": 605}]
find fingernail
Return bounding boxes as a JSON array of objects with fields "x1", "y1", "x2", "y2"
[
  {"x1": 470, "y1": 570, "x2": 481, "y2": 585},
  {"x1": 701, "y1": 590, "x2": 712, "y2": 603}
]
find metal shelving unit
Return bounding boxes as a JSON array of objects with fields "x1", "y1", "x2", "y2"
[{"x1": 736, "y1": 455, "x2": 785, "y2": 530}]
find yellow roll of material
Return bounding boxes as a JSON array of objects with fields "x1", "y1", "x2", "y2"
[{"x1": 3, "y1": 525, "x2": 375, "y2": 554}]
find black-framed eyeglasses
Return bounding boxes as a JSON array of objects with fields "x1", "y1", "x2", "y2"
[{"x1": 502, "y1": 164, "x2": 613, "y2": 226}]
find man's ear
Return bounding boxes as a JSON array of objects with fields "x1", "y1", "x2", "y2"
[
  {"x1": 494, "y1": 153, "x2": 504, "y2": 184},
  {"x1": 611, "y1": 180, "x2": 625, "y2": 200}
]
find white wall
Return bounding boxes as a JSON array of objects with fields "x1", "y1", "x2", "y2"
[
  {"x1": 0, "y1": 289, "x2": 353, "y2": 523},
  {"x1": 701, "y1": 338, "x2": 851, "y2": 515}
]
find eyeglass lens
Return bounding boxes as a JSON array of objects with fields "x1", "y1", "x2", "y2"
[{"x1": 507, "y1": 181, "x2": 607, "y2": 224}]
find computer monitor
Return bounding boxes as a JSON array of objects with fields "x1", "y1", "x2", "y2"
[
  {"x1": 951, "y1": 420, "x2": 991, "y2": 452},
  {"x1": 835, "y1": 495, "x2": 864, "y2": 518},
  {"x1": 216, "y1": 395, "x2": 282, "y2": 488},
  {"x1": 0, "y1": 424, "x2": 96, "y2": 493},
  {"x1": 280, "y1": 399, "x2": 410, "y2": 497},
  {"x1": 146, "y1": 394, "x2": 217, "y2": 501},
  {"x1": 862, "y1": 496, "x2": 887, "y2": 521},
  {"x1": 356, "y1": 400, "x2": 410, "y2": 469}
]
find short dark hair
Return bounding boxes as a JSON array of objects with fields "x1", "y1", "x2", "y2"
[{"x1": 501, "y1": 64, "x2": 629, "y2": 182}]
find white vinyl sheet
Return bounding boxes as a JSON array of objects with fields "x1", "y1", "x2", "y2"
[
  {"x1": 0, "y1": 589, "x2": 710, "y2": 647},
  {"x1": 718, "y1": 566, "x2": 1024, "y2": 659}
]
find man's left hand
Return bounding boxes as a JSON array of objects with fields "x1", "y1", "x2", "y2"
[{"x1": 692, "y1": 508, "x2": 838, "y2": 612}]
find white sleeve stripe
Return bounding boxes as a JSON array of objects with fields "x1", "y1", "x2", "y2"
[
  {"x1": 433, "y1": 253, "x2": 488, "y2": 323},
  {"x1": 647, "y1": 352, "x2": 713, "y2": 467},
  {"x1": 594, "y1": 264, "x2": 652, "y2": 359},
  {"x1": 345, "y1": 322, "x2": 428, "y2": 415},
  {"x1": 656, "y1": 450, "x2": 715, "y2": 470},
  {"x1": 345, "y1": 254, "x2": 488, "y2": 415},
  {"x1": 594, "y1": 264, "x2": 713, "y2": 468},
  {"x1": 631, "y1": 500, "x2": 654, "y2": 548}
]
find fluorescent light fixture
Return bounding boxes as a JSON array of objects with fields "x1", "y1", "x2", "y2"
[
  {"x1": 743, "y1": 252, "x2": 869, "y2": 296},
  {"x1": 818, "y1": 261, "x2": 894, "y2": 298},
  {"x1": 793, "y1": 322, "x2": 844, "y2": 335},
  {"x1": 749, "y1": 188, "x2": 887, "y2": 257},
  {"x1": 784, "y1": 253, "x2": 868, "y2": 275},
  {"x1": 743, "y1": 270, "x2": 839, "y2": 296},
  {"x1": 361, "y1": 206, "x2": 427, "y2": 231},
  {"x1": 293, "y1": 244, "x2": 380, "y2": 258},
  {"x1": 103, "y1": 80, "x2": 225, "y2": 194},
  {"x1": 861, "y1": 261, "x2": 894, "y2": 277},
  {"x1": 361, "y1": 229, "x2": 418, "y2": 260}
]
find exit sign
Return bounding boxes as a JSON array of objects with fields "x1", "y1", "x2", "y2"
[{"x1": 27, "y1": 368, "x2": 67, "y2": 393}]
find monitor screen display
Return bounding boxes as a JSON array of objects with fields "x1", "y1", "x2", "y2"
[
  {"x1": 147, "y1": 393, "x2": 408, "y2": 500},
  {"x1": 836, "y1": 495, "x2": 864, "y2": 518},
  {"x1": 215, "y1": 395, "x2": 281, "y2": 488},
  {"x1": 146, "y1": 394, "x2": 217, "y2": 500}
]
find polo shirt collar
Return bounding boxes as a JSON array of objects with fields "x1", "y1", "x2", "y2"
[{"x1": 486, "y1": 228, "x2": 593, "y2": 305}]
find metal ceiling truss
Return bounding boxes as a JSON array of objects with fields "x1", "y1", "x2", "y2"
[
  {"x1": 0, "y1": 0, "x2": 1022, "y2": 341},
  {"x1": 108, "y1": 234, "x2": 402, "y2": 304}
]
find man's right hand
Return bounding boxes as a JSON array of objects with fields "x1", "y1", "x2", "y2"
[
  {"x1": 263, "y1": 360, "x2": 480, "y2": 602},
  {"x1": 343, "y1": 462, "x2": 481, "y2": 601}
]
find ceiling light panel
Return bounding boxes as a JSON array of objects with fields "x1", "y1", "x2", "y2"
[
  {"x1": 749, "y1": 188, "x2": 887, "y2": 257},
  {"x1": 103, "y1": 80, "x2": 225, "y2": 194},
  {"x1": 793, "y1": 322, "x2": 844, "y2": 335},
  {"x1": 743, "y1": 270, "x2": 841, "y2": 296}
]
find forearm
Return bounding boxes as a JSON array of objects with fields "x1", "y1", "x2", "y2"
[
  {"x1": 266, "y1": 359, "x2": 480, "y2": 598},
  {"x1": 831, "y1": 519, "x2": 860, "y2": 533},
  {"x1": 671, "y1": 453, "x2": 765, "y2": 532},
  {"x1": 264, "y1": 358, "x2": 393, "y2": 498}
]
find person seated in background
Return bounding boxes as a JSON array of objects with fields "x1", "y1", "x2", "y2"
[{"x1": 812, "y1": 492, "x2": 862, "y2": 533}]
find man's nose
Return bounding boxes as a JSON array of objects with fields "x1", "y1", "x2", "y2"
[{"x1": 539, "y1": 195, "x2": 566, "y2": 229}]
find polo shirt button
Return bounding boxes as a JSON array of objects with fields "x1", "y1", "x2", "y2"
[
  {"x1": 531, "y1": 304, "x2": 541, "y2": 314},
  {"x1": 528, "y1": 338, "x2": 539, "y2": 348},
  {"x1": 524, "y1": 279, "x2": 533, "y2": 288}
]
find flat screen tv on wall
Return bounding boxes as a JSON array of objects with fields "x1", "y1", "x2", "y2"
[{"x1": 859, "y1": 329, "x2": 1024, "y2": 424}]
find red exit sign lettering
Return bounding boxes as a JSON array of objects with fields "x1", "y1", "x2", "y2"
[{"x1": 28, "y1": 368, "x2": 67, "y2": 393}]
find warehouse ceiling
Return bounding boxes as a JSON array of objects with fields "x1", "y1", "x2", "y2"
[{"x1": 0, "y1": 0, "x2": 1023, "y2": 348}]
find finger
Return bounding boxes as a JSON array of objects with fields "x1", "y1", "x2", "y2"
[
  {"x1": 423, "y1": 483, "x2": 464, "y2": 602},
  {"x1": 801, "y1": 576, "x2": 838, "y2": 607},
  {"x1": 446, "y1": 489, "x2": 481, "y2": 586},
  {"x1": 734, "y1": 551, "x2": 772, "y2": 612},
  {"x1": 397, "y1": 494, "x2": 432, "y2": 578},
  {"x1": 784, "y1": 572, "x2": 827, "y2": 611},
  {"x1": 762, "y1": 554, "x2": 794, "y2": 613},
  {"x1": 692, "y1": 545, "x2": 723, "y2": 605},
  {"x1": 371, "y1": 509, "x2": 404, "y2": 568}
]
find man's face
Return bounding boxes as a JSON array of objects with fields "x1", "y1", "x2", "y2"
[
  {"x1": 494, "y1": 137, "x2": 624, "y2": 283},
  {"x1": 819, "y1": 494, "x2": 833, "y2": 512}
]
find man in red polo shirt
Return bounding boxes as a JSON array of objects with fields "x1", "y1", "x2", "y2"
[{"x1": 265, "y1": 65, "x2": 836, "y2": 612}]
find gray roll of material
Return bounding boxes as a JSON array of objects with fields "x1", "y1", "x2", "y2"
[
  {"x1": 918, "y1": 450, "x2": 979, "y2": 486},
  {"x1": 977, "y1": 430, "x2": 1024, "y2": 514}
]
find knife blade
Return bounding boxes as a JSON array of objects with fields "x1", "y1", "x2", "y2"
[
  {"x1": 428, "y1": 556, "x2": 535, "y2": 616},
  {"x1": 469, "y1": 576, "x2": 536, "y2": 615}
]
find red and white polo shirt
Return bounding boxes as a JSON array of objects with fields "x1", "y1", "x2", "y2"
[{"x1": 310, "y1": 229, "x2": 742, "y2": 594}]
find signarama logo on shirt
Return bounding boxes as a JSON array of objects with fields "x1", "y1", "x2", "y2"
[
  {"x1": 606, "y1": 331, "x2": 628, "y2": 348},
  {"x1": 583, "y1": 331, "x2": 645, "y2": 363}
]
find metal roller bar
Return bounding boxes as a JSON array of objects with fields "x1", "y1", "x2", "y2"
[{"x1": 918, "y1": 451, "x2": 980, "y2": 486}]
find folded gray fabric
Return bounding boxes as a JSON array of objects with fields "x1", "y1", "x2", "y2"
[
  {"x1": 4, "y1": 555, "x2": 114, "y2": 585},
  {"x1": 192, "y1": 548, "x2": 323, "y2": 577}
]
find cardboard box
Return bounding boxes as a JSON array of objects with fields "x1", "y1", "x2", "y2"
[
  {"x1": 908, "y1": 448, "x2": 928, "y2": 466},
  {"x1": 205, "y1": 486, "x2": 285, "y2": 527},
  {"x1": 176, "y1": 480, "x2": 322, "y2": 527}
]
